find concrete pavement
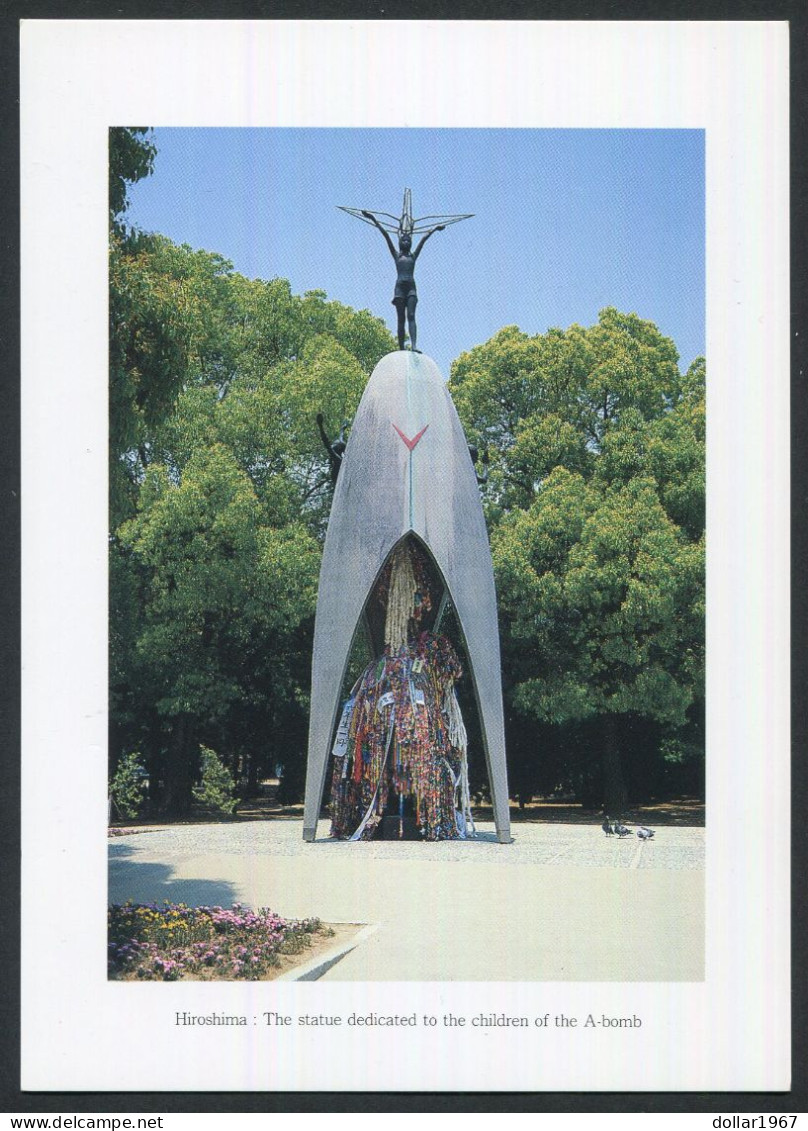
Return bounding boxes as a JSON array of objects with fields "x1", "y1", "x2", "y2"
[{"x1": 108, "y1": 818, "x2": 704, "y2": 981}]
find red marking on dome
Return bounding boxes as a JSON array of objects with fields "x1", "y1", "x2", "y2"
[{"x1": 392, "y1": 422, "x2": 429, "y2": 451}]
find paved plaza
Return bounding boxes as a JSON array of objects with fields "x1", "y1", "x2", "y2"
[{"x1": 108, "y1": 818, "x2": 705, "y2": 981}]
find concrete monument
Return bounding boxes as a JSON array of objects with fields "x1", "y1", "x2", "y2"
[{"x1": 302, "y1": 346, "x2": 512, "y2": 843}]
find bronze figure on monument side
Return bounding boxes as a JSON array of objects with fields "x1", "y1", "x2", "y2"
[{"x1": 316, "y1": 414, "x2": 349, "y2": 484}]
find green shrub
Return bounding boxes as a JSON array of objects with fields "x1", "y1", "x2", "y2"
[
  {"x1": 193, "y1": 745, "x2": 238, "y2": 815},
  {"x1": 110, "y1": 751, "x2": 148, "y2": 820}
]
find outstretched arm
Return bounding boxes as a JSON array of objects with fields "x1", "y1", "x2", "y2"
[
  {"x1": 362, "y1": 211, "x2": 398, "y2": 259},
  {"x1": 316, "y1": 413, "x2": 344, "y2": 485},
  {"x1": 316, "y1": 413, "x2": 332, "y2": 453},
  {"x1": 412, "y1": 224, "x2": 445, "y2": 260}
]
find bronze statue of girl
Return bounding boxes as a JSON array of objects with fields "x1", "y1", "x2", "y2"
[
  {"x1": 339, "y1": 190, "x2": 472, "y2": 353},
  {"x1": 362, "y1": 211, "x2": 444, "y2": 351}
]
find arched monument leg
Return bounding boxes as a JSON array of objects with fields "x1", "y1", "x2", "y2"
[{"x1": 450, "y1": 598, "x2": 512, "y2": 844}]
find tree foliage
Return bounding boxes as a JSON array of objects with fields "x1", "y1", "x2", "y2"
[
  {"x1": 109, "y1": 128, "x2": 156, "y2": 235},
  {"x1": 109, "y1": 170, "x2": 396, "y2": 813},
  {"x1": 450, "y1": 309, "x2": 705, "y2": 812},
  {"x1": 192, "y1": 746, "x2": 239, "y2": 815},
  {"x1": 109, "y1": 751, "x2": 148, "y2": 820}
]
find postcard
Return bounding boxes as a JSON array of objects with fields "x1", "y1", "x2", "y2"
[{"x1": 20, "y1": 19, "x2": 789, "y2": 1093}]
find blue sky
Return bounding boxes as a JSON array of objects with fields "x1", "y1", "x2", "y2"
[{"x1": 124, "y1": 127, "x2": 705, "y2": 378}]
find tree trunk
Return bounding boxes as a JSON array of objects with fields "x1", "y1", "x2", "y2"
[
  {"x1": 246, "y1": 752, "x2": 260, "y2": 798},
  {"x1": 161, "y1": 715, "x2": 193, "y2": 817},
  {"x1": 601, "y1": 715, "x2": 628, "y2": 816}
]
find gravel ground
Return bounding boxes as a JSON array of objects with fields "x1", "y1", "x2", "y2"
[
  {"x1": 109, "y1": 818, "x2": 704, "y2": 981},
  {"x1": 109, "y1": 817, "x2": 704, "y2": 868}
]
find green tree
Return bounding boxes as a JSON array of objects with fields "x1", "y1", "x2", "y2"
[
  {"x1": 109, "y1": 751, "x2": 149, "y2": 820},
  {"x1": 452, "y1": 309, "x2": 705, "y2": 813},
  {"x1": 109, "y1": 237, "x2": 236, "y2": 524},
  {"x1": 193, "y1": 746, "x2": 238, "y2": 815},
  {"x1": 496, "y1": 476, "x2": 702, "y2": 811},
  {"x1": 109, "y1": 127, "x2": 156, "y2": 238},
  {"x1": 451, "y1": 307, "x2": 683, "y2": 470},
  {"x1": 109, "y1": 158, "x2": 395, "y2": 814},
  {"x1": 117, "y1": 443, "x2": 321, "y2": 814}
]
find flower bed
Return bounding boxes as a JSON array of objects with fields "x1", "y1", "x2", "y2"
[{"x1": 108, "y1": 901, "x2": 333, "y2": 981}]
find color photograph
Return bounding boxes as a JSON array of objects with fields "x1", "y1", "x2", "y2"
[{"x1": 106, "y1": 125, "x2": 706, "y2": 984}]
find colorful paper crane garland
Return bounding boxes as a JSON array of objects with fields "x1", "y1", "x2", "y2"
[{"x1": 328, "y1": 542, "x2": 475, "y2": 842}]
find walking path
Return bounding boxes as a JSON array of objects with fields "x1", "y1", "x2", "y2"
[{"x1": 108, "y1": 818, "x2": 704, "y2": 981}]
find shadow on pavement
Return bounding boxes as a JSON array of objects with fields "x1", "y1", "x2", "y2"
[{"x1": 108, "y1": 853, "x2": 239, "y2": 909}]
